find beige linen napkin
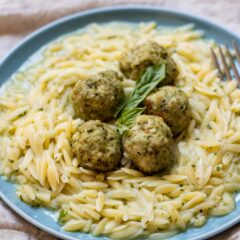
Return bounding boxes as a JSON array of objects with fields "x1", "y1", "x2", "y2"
[{"x1": 0, "y1": 1, "x2": 240, "y2": 239}]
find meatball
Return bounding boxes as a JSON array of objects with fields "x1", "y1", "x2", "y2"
[
  {"x1": 123, "y1": 115, "x2": 174, "y2": 173},
  {"x1": 144, "y1": 86, "x2": 191, "y2": 136},
  {"x1": 72, "y1": 70, "x2": 124, "y2": 121},
  {"x1": 71, "y1": 120, "x2": 122, "y2": 172},
  {"x1": 120, "y1": 41, "x2": 178, "y2": 84}
]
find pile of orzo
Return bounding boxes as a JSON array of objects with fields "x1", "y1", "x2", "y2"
[{"x1": 1, "y1": 22, "x2": 240, "y2": 239}]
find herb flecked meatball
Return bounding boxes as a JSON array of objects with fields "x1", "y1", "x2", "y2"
[
  {"x1": 72, "y1": 70, "x2": 124, "y2": 121},
  {"x1": 120, "y1": 41, "x2": 178, "y2": 84},
  {"x1": 71, "y1": 120, "x2": 122, "y2": 172},
  {"x1": 123, "y1": 115, "x2": 174, "y2": 173},
  {"x1": 144, "y1": 86, "x2": 191, "y2": 136}
]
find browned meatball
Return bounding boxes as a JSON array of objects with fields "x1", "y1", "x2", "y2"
[
  {"x1": 123, "y1": 115, "x2": 174, "y2": 173},
  {"x1": 120, "y1": 41, "x2": 178, "y2": 85},
  {"x1": 144, "y1": 86, "x2": 191, "y2": 136},
  {"x1": 71, "y1": 120, "x2": 122, "y2": 172},
  {"x1": 72, "y1": 70, "x2": 124, "y2": 121}
]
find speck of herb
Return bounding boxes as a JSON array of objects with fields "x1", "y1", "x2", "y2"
[
  {"x1": 32, "y1": 203, "x2": 40, "y2": 208},
  {"x1": 216, "y1": 166, "x2": 220, "y2": 171},
  {"x1": 19, "y1": 111, "x2": 27, "y2": 117},
  {"x1": 107, "y1": 35, "x2": 117, "y2": 39},
  {"x1": 207, "y1": 124, "x2": 212, "y2": 129},
  {"x1": 195, "y1": 137, "x2": 200, "y2": 140},
  {"x1": 58, "y1": 209, "x2": 68, "y2": 225}
]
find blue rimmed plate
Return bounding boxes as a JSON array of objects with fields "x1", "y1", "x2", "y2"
[{"x1": 0, "y1": 5, "x2": 240, "y2": 240}]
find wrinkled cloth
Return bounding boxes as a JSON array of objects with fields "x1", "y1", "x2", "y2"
[{"x1": 0, "y1": 0, "x2": 240, "y2": 239}]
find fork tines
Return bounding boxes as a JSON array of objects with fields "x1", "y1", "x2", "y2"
[{"x1": 211, "y1": 41, "x2": 240, "y2": 82}]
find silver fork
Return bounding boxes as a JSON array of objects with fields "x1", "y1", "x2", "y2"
[{"x1": 211, "y1": 41, "x2": 240, "y2": 82}]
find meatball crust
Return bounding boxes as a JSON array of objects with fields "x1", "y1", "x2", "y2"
[
  {"x1": 123, "y1": 115, "x2": 174, "y2": 173},
  {"x1": 120, "y1": 41, "x2": 178, "y2": 84},
  {"x1": 144, "y1": 86, "x2": 191, "y2": 136},
  {"x1": 71, "y1": 120, "x2": 122, "y2": 172},
  {"x1": 72, "y1": 70, "x2": 124, "y2": 121}
]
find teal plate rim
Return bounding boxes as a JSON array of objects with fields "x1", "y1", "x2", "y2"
[{"x1": 0, "y1": 5, "x2": 240, "y2": 240}]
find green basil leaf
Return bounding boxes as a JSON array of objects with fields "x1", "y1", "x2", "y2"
[
  {"x1": 116, "y1": 63, "x2": 166, "y2": 134},
  {"x1": 117, "y1": 108, "x2": 145, "y2": 135}
]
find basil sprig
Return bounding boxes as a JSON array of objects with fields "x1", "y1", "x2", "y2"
[{"x1": 116, "y1": 63, "x2": 166, "y2": 134}]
